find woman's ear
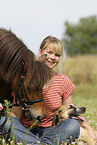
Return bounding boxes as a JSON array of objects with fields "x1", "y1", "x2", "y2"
[{"x1": 38, "y1": 49, "x2": 42, "y2": 57}]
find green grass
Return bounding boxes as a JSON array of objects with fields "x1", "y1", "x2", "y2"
[
  {"x1": 73, "y1": 83, "x2": 97, "y2": 98},
  {"x1": 73, "y1": 85, "x2": 97, "y2": 130}
]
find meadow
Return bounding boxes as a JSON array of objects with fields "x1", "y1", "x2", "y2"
[{"x1": 54, "y1": 54, "x2": 97, "y2": 130}]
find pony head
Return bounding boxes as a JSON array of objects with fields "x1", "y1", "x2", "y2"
[{"x1": 0, "y1": 28, "x2": 53, "y2": 120}]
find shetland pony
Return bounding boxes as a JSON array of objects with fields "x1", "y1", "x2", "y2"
[{"x1": 0, "y1": 28, "x2": 53, "y2": 120}]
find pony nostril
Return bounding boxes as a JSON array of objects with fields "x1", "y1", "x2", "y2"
[{"x1": 36, "y1": 116, "x2": 41, "y2": 122}]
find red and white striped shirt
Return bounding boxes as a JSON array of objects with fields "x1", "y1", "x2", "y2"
[{"x1": 21, "y1": 71, "x2": 76, "y2": 127}]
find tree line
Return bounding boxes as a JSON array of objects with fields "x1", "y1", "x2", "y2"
[{"x1": 62, "y1": 15, "x2": 97, "y2": 56}]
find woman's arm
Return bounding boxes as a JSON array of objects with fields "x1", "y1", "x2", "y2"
[
  {"x1": 10, "y1": 106, "x2": 22, "y2": 120},
  {"x1": 62, "y1": 94, "x2": 73, "y2": 105}
]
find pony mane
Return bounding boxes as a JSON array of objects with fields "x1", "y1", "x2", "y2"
[
  {"x1": 0, "y1": 28, "x2": 53, "y2": 98},
  {"x1": 0, "y1": 28, "x2": 35, "y2": 82}
]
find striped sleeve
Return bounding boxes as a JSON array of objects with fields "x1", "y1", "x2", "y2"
[{"x1": 61, "y1": 75, "x2": 76, "y2": 101}]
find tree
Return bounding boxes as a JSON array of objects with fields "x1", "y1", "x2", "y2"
[{"x1": 62, "y1": 15, "x2": 97, "y2": 56}]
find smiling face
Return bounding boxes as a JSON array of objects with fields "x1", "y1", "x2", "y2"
[
  {"x1": 38, "y1": 36, "x2": 63, "y2": 69},
  {"x1": 39, "y1": 47, "x2": 61, "y2": 68}
]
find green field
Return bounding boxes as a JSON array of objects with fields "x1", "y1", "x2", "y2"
[{"x1": 73, "y1": 93, "x2": 97, "y2": 130}]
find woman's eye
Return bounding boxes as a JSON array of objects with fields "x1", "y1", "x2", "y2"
[
  {"x1": 47, "y1": 51, "x2": 52, "y2": 54},
  {"x1": 55, "y1": 54, "x2": 60, "y2": 57},
  {"x1": 47, "y1": 51, "x2": 60, "y2": 57}
]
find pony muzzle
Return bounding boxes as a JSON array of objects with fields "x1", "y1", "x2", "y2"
[{"x1": 26, "y1": 101, "x2": 45, "y2": 121}]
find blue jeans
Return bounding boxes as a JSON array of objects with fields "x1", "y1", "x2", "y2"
[{"x1": 0, "y1": 116, "x2": 80, "y2": 144}]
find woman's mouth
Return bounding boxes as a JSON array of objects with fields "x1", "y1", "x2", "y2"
[{"x1": 45, "y1": 60, "x2": 56, "y2": 68}]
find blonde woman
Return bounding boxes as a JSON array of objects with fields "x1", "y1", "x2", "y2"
[{"x1": 21, "y1": 36, "x2": 80, "y2": 144}]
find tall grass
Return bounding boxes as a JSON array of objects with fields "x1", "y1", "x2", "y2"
[{"x1": 55, "y1": 54, "x2": 97, "y2": 85}]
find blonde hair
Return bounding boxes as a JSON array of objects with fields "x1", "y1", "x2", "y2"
[{"x1": 40, "y1": 36, "x2": 63, "y2": 56}]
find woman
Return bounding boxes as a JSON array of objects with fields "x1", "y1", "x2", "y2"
[
  {"x1": 20, "y1": 36, "x2": 80, "y2": 144},
  {"x1": 0, "y1": 36, "x2": 80, "y2": 144}
]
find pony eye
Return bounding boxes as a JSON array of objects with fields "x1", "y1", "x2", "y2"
[{"x1": 27, "y1": 86, "x2": 32, "y2": 93}]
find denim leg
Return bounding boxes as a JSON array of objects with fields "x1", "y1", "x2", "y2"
[
  {"x1": 0, "y1": 117, "x2": 80, "y2": 145},
  {"x1": 0, "y1": 116, "x2": 11, "y2": 134},
  {"x1": 0, "y1": 116, "x2": 45, "y2": 144},
  {"x1": 41, "y1": 119, "x2": 80, "y2": 145}
]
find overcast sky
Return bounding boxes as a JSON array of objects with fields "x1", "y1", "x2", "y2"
[{"x1": 0, "y1": 0, "x2": 97, "y2": 56}]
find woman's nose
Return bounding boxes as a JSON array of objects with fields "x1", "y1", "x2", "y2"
[{"x1": 50, "y1": 54, "x2": 55, "y2": 60}]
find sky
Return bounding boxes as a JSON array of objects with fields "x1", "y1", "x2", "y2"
[{"x1": 0, "y1": 0, "x2": 97, "y2": 56}]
